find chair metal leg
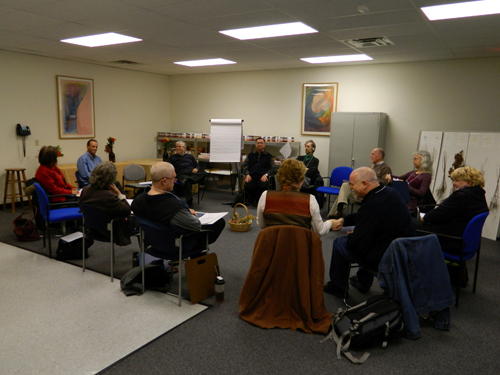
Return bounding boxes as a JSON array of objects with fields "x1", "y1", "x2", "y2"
[
  {"x1": 42, "y1": 220, "x2": 47, "y2": 249},
  {"x1": 454, "y1": 266, "x2": 461, "y2": 307},
  {"x1": 140, "y1": 228, "x2": 146, "y2": 295},
  {"x1": 82, "y1": 216, "x2": 86, "y2": 272},
  {"x1": 177, "y1": 239, "x2": 182, "y2": 306},
  {"x1": 473, "y1": 246, "x2": 481, "y2": 294},
  {"x1": 110, "y1": 224, "x2": 115, "y2": 282},
  {"x1": 47, "y1": 221, "x2": 52, "y2": 259},
  {"x1": 344, "y1": 262, "x2": 354, "y2": 308}
]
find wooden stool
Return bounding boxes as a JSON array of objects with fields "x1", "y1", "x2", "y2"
[{"x1": 3, "y1": 168, "x2": 32, "y2": 213}]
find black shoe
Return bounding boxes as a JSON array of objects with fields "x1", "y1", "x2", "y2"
[
  {"x1": 324, "y1": 281, "x2": 348, "y2": 298},
  {"x1": 349, "y1": 275, "x2": 371, "y2": 293}
]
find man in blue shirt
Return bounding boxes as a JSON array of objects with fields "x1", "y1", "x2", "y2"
[{"x1": 77, "y1": 139, "x2": 102, "y2": 187}]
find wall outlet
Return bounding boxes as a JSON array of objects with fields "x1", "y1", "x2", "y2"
[{"x1": 35, "y1": 139, "x2": 39, "y2": 146}]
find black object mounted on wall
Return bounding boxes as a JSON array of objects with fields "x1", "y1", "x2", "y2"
[{"x1": 16, "y1": 123, "x2": 31, "y2": 157}]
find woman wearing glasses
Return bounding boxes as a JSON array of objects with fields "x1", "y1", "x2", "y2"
[{"x1": 386, "y1": 150, "x2": 433, "y2": 211}]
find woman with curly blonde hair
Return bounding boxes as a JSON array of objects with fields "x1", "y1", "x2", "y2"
[
  {"x1": 416, "y1": 166, "x2": 488, "y2": 253},
  {"x1": 256, "y1": 158, "x2": 336, "y2": 236}
]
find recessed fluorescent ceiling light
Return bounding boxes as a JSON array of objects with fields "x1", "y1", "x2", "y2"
[
  {"x1": 61, "y1": 32, "x2": 142, "y2": 47},
  {"x1": 220, "y1": 22, "x2": 317, "y2": 40},
  {"x1": 174, "y1": 58, "x2": 236, "y2": 67},
  {"x1": 301, "y1": 54, "x2": 373, "y2": 64},
  {"x1": 422, "y1": 0, "x2": 500, "y2": 21}
]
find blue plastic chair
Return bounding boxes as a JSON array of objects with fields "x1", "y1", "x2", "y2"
[
  {"x1": 316, "y1": 166, "x2": 353, "y2": 212},
  {"x1": 418, "y1": 211, "x2": 489, "y2": 307},
  {"x1": 442, "y1": 211, "x2": 488, "y2": 307},
  {"x1": 80, "y1": 203, "x2": 139, "y2": 282},
  {"x1": 135, "y1": 215, "x2": 210, "y2": 306},
  {"x1": 33, "y1": 183, "x2": 82, "y2": 259}
]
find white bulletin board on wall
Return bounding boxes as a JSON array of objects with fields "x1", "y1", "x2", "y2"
[
  {"x1": 462, "y1": 133, "x2": 500, "y2": 240},
  {"x1": 432, "y1": 132, "x2": 469, "y2": 204},
  {"x1": 417, "y1": 131, "x2": 500, "y2": 240}
]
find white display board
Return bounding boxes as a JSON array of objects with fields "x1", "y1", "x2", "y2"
[
  {"x1": 417, "y1": 131, "x2": 500, "y2": 240},
  {"x1": 209, "y1": 119, "x2": 243, "y2": 163},
  {"x1": 463, "y1": 133, "x2": 500, "y2": 240},
  {"x1": 432, "y1": 132, "x2": 469, "y2": 203}
]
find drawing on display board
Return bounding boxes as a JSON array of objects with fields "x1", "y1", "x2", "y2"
[
  {"x1": 431, "y1": 132, "x2": 469, "y2": 203},
  {"x1": 418, "y1": 131, "x2": 443, "y2": 191},
  {"x1": 435, "y1": 151, "x2": 447, "y2": 199},
  {"x1": 490, "y1": 166, "x2": 500, "y2": 211}
]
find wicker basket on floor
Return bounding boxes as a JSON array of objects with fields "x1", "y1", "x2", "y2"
[{"x1": 229, "y1": 203, "x2": 252, "y2": 232}]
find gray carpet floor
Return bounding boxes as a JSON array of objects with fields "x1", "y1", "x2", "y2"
[{"x1": 2, "y1": 192, "x2": 499, "y2": 374}]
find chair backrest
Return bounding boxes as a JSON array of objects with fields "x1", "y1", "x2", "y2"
[
  {"x1": 123, "y1": 164, "x2": 146, "y2": 183},
  {"x1": 75, "y1": 171, "x2": 85, "y2": 189},
  {"x1": 330, "y1": 167, "x2": 353, "y2": 187},
  {"x1": 135, "y1": 215, "x2": 181, "y2": 259},
  {"x1": 33, "y1": 183, "x2": 50, "y2": 220},
  {"x1": 239, "y1": 225, "x2": 330, "y2": 333},
  {"x1": 79, "y1": 204, "x2": 112, "y2": 237},
  {"x1": 392, "y1": 180, "x2": 410, "y2": 204},
  {"x1": 462, "y1": 212, "x2": 489, "y2": 256}
]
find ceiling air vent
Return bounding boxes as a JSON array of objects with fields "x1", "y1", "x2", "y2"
[
  {"x1": 111, "y1": 60, "x2": 141, "y2": 65},
  {"x1": 344, "y1": 37, "x2": 395, "y2": 48}
]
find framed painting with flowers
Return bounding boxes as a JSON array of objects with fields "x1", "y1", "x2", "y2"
[
  {"x1": 57, "y1": 75, "x2": 95, "y2": 139},
  {"x1": 301, "y1": 83, "x2": 338, "y2": 136}
]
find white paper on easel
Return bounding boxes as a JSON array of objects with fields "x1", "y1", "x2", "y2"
[
  {"x1": 210, "y1": 119, "x2": 243, "y2": 163},
  {"x1": 280, "y1": 142, "x2": 292, "y2": 159}
]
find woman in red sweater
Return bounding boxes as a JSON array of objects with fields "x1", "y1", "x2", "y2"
[{"x1": 35, "y1": 146, "x2": 79, "y2": 202}]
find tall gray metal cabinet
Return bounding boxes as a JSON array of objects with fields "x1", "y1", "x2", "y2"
[{"x1": 328, "y1": 112, "x2": 387, "y2": 172}]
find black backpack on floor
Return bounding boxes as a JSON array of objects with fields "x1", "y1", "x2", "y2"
[
  {"x1": 120, "y1": 260, "x2": 171, "y2": 296},
  {"x1": 321, "y1": 295, "x2": 403, "y2": 364}
]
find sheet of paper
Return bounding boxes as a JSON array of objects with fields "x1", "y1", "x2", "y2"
[
  {"x1": 196, "y1": 212, "x2": 228, "y2": 225},
  {"x1": 61, "y1": 231, "x2": 83, "y2": 243},
  {"x1": 280, "y1": 142, "x2": 292, "y2": 159},
  {"x1": 206, "y1": 169, "x2": 232, "y2": 175},
  {"x1": 139, "y1": 181, "x2": 152, "y2": 185}
]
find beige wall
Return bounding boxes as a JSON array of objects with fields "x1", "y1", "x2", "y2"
[
  {"x1": 169, "y1": 57, "x2": 500, "y2": 177},
  {"x1": 2, "y1": 49, "x2": 500, "y2": 199},
  {"x1": 1, "y1": 50, "x2": 170, "y2": 196}
]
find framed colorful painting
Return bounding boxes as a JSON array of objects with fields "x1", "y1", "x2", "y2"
[
  {"x1": 301, "y1": 83, "x2": 338, "y2": 136},
  {"x1": 57, "y1": 76, "x2": 95, "y2": 139}
]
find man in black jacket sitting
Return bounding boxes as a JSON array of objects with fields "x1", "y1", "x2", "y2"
[
  {"x1": 168, "y1": 141, "x2": 207, "y2": 208},
  {"x1": 243, "y1": 138, "x2": 275, "y2": 206},
  {"x1": 324, "y1": 167, "x2": 416, "y2": 297}
]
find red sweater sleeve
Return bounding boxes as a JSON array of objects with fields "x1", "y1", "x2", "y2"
[{"x1": 35, "y1": 165, "x2": 74, "y2": 201}]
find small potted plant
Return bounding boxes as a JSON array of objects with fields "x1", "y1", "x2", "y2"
[
  {"x1": 105, "y1": 137, "x2": 116, "y2": 162},
  {"x1": 55, "y1": 145, "x2": 64, "y2": 158},
  {"x1": 160, "y1": 137, "x2": 174, "y2": 161}
]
